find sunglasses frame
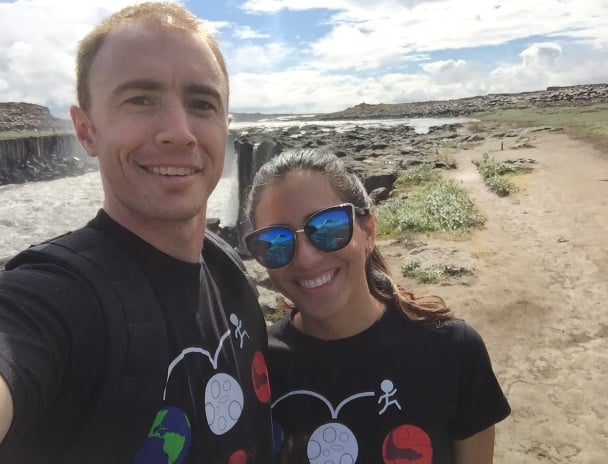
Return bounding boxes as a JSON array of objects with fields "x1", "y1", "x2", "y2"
[{"x1": 244, "y1": 203, "x2": 370, "y2": 269}]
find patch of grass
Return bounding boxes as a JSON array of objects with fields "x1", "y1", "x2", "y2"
[
  {"x1": 485, "y1": 175, "x2": 517, "y2": 197},
  {"x1": 375, "y1": 196, "x2": 410, "y2": 238},
  {"x1": 400, "y1": 260, "x2": 474, "y2": 284},
  {"x1": 473, "y1": 153, "x2": 526, "y2": 196},
  {"x1": 473, "y1": 104, "x2": 608, "y2": 152},
  {"x1": 401, "y1": 261, "x2": 441, "y2": 284},
  {"x1": 473, "y1": 152, "x2": 518, "y2": 178},
  {"x1": 0, "y1": 130, "x2": 70, "y2": 140},
  {"x1": 376, "y1": 178, "x2": 484, "y2": 237},
  {"x1": 392, "y1": 165, "x2": 439, "y2": 189},
  {"x1": 439, "y1": 140, "x2": 459, "y2": 150}
]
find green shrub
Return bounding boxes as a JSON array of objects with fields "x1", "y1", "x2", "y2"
[
  {"x1": 473, "y1": 153, "x2": 517, "y2": 178},
  {"x1": 376, "y1": 179, "x2": 484, "y2": 235},
  {"x1": 473, "y1": 153, "x2": 523, "y2": 197},
  {"x1": 485, "y1": 175, "x2": 518, "y2": 197}
]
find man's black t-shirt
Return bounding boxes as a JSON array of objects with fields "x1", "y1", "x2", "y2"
[{"x1": 0, "y1": 210, "x2": 273, "y2": 463}]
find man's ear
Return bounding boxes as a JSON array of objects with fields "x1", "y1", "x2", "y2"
[{"x1": 70, "y1": 105, "x2": 97, "y2": 158}]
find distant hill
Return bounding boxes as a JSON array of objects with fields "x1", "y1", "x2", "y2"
[
  {"x1": 317, "y1": 84, "x2": 608, "y2": 120},
  {"x1": 230, "y1": 112, "x2": 302, "y2": 123}
]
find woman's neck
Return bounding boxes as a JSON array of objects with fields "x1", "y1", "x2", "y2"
[{"x1": 293, "y1": 297, "x2": 386, "y2": 340}]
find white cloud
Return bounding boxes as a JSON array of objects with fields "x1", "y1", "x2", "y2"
[
  {"x1": 421, "y1": 60, "x2": 483, "y2": 86},
  {"x1": 520, "y1": 43, "x2": 562, "y2": 68},
  {"x1": 229, "y1": 42, "x2": 293, "y2": 73},
  {"x1": 234, "y1": 26, "x2": 270, "y2": 40},
  {"x1": 231, "y1": 70, "x2": 385, "y2": 113},
  {"x1": 228, "y1": 0, "x2": 608, "y2": 112},
  {"x1": 0, "y1": 0, "x2": 143, "y2": 117},
  {"x1": 242, "y1": 0, "x2": 434, "y2": 14},
  {"x1": 243, "y1": 0, "x2": 608, "y2": 74}
]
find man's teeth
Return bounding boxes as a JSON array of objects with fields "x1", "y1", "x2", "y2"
[
  {"x1": 298, "y1": 271, "x2": 335, "y2": 289},
  {"x1": 149, "y1": 166, "x2": 195, "y2": 176}
]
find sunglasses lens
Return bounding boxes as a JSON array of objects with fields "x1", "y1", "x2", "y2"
[
  {"x1": 305, "y1": 207, "x2": 352, "y2": 252},
  {"x1": 246, "y1": 226, "x2": 295, "y2": 269}
]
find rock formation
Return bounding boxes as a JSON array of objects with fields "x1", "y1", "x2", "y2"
[{"x1": 0, "y1": 134, "x2": 96, "y2": 185}]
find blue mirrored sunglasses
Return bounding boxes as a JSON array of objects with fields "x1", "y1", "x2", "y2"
[{"x1": 244, "y1": 203, "x2": 370, "y2": 269}]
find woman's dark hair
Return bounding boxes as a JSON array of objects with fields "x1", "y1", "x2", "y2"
[{"x1": 245, "y1": 148, "x2": 453, "y2": 325}]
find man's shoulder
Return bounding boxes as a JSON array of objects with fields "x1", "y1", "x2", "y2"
[{"x1": 4, "y1": 227, "x2": 118, "y2": 273}]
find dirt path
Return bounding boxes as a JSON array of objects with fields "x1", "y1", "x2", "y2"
[{"x1": 382, "y1": 129, "x2": 608, "y2": 463}]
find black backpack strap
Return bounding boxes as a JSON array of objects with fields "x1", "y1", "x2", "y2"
[
  {"x1": 6, "y1": 228, "x2": 167, "y2": 460},
  {"x1": 204, "y1": 230, "x2": 259, "y2": 297}
]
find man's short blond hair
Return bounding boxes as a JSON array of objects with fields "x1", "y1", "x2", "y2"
[{"x1": 75, "y1": 1, "x2": 229, "y2": 111}]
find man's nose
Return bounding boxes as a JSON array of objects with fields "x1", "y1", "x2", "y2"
[{"x1": 155, "y1": 103, "x2": 197, "y2": 148}]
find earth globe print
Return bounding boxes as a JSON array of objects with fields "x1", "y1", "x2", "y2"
[
  {"x1": 307, "y1": 422, "x2": 357, "y2": 464},
  {"x1": 134, "y1": 406, "x2": 192, "y2": 464}
]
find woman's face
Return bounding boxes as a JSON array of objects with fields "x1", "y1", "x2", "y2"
[{"x1": 253, "y1": 170, "x2": 378, "y2": 338}]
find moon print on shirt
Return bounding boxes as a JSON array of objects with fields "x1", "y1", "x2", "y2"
[
  {"x1": 164, "y1": 329, "x2": 243, "y2": 435},
  {"x1": 272, "y1": 379, "x2": 402, "y2": 464}
]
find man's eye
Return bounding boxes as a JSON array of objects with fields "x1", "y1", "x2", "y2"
[
  {"x1": 190, "y1": 100, "x2": 215, "y2": 111},
  {"x1": 125, "y1": 96, "x2": 152, "y2": 106}
]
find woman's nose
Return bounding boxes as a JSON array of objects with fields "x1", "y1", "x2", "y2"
[{"x1": 292, "y1": 231, "x2": 325, "y2": 268}]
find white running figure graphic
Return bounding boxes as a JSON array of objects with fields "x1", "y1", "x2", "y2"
[
  {"x1": 230, "y1": 313, "x2": 250, "y2": 348},
  {"x1": 378, "y1": 379, "x2": 402, "y2": 415}
]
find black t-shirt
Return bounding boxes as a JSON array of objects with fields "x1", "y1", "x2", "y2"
[
  {"x1": 268, "y1": 304, "x2": 511, "y2": 464},
  {"x1": 0, "y1": 210, "x2": 273, "y2": 463}
]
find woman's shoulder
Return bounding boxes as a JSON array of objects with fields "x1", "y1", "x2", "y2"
[{"x1": 383, "y1": 306, "x2": 488, "y2": 350}]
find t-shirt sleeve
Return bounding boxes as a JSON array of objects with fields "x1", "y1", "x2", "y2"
[
  {"x1": 449, "y1": 321, "x2": 511, "y2": 440},
  {"x1": 0, "y1": 263, "x2": 101, "y2": 445}
]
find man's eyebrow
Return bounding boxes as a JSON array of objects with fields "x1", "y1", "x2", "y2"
[
  {"x1": 110, "y1": 80, "x2": 223, "y2": 101},
  {"x1": 185, "y1": 83, "x2": 223, "y2": 101},
  {"x1": 111, "y1": 79, "x2": 163, "y2": 97}
]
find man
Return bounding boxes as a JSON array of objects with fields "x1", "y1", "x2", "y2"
[{"x1": 0, "y1": 3, "x2": 273, "y2": 463}]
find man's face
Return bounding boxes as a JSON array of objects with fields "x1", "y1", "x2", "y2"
[{"x1": 73, "y1": 23, "x2": 229, "y2": 230}]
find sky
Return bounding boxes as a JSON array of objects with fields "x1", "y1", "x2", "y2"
[{"x1": 0, "y1": 0, "x2": 607, "y2": 117}]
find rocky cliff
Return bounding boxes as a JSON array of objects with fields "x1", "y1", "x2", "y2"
[
  {"x1": 0, "y1": 103, "x2": 95, "y2": 184},
  {"x1": 0, "y1": 134, "x2": 96, "y2": 184}
]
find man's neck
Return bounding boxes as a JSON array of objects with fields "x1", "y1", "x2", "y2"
[{"x1": 104, "y1": 209, "x2": 206, "y2": 263}]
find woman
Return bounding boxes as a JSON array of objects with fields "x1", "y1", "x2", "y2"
[{"x1": 244, "y1": 148, "x2": 510, "y2": 464}]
